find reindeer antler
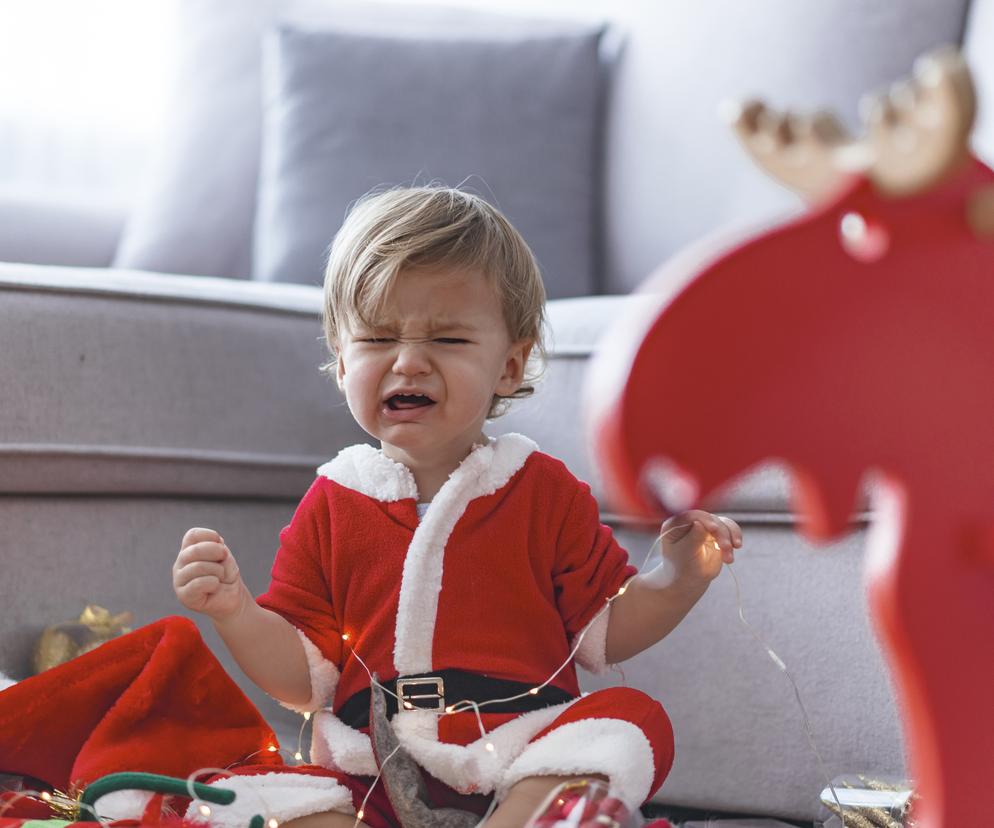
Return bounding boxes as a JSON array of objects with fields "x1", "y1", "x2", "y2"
[
  {"x1": 729, "y1": 100, "x2": 856, "y2": 202},
  {"x1": 728, "y1": 46, "x2": 976, "y2": 202},
  {"x1": 862, "y1": 45, "x2": 975, "y2": 197}
]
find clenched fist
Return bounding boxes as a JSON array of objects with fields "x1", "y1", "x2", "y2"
[{"x1": 173, "y1": 527, "x2": 248, "y2": 622}]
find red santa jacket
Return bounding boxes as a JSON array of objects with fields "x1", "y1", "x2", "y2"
[{"x1": 254, "y1": 433, "x2": 661, "y2": 804}]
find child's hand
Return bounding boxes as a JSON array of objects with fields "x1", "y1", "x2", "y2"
[
  {"x1": 174, "y1": 528, "x2": 247, "y2": 622},
  {"x1": 659, "y1": 510, "x2": 743, "y2": 585}
]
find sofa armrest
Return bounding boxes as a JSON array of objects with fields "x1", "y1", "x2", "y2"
[{"x1": 0, "y1": 191, "x2": 126, "y2": 267}]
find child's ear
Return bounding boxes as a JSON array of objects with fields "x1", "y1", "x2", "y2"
[
  {"x1": 336, "y1": 351, "x2": 346, "y2": 391},
  {"x1": 497, "y1": 339, "x2": 533, "y2": 395}
]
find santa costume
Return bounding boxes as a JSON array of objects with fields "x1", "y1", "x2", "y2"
[{"x1": 213, "y1": 433, "x2": 674, "y2": 825}]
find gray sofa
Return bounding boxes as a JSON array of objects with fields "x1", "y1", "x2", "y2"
[{"x1": 4, "y1": 0, "x2": 994, "y2": 823}]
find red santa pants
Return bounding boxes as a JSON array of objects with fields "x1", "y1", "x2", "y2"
[{"x1": 214, "y1": 687, "x2": 674, "y2": 828}]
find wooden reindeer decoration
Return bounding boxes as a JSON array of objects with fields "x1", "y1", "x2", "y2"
[{"x1": 587, "y1": 46, "x2": 994, "y2": 828}]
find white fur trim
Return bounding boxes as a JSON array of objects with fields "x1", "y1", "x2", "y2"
[
  {"x1": 393, "y1": 433, "x2": 537, "y2": 673},
  {"x1": 276, "y1": 628, "x2": 340, "y2": 714},
  {"x1": 498, "y1": 718, "x2": 656, "y2": 809},
  {"x1": 0, "y1": 672, "x2": 16, "y2": 691},
  {"x1": 310, "y1": 708, "x2": 378, "y2": 776},
  {"x1": 185, "y1": 773, "x2": 353, "y2": 828},
  {"x1": 317, "y1": 443, "x2": 418, "y2": 501},
  {"x1": 94, "y1": 790, "x2": 154, "y2": 821},
  {"x1": 572, "y1": 605, "x2": 613, "y2": 676},
  {"x1": 391, "y1": 700, "x2": 578, "y2": 795}
]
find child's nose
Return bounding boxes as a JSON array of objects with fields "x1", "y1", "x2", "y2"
[{"x1": 391, "y1": 341, "x2": 431, "y2": 375}]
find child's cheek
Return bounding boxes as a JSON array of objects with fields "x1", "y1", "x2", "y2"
[{"x1": 338, "y1": 373, "x2": 364, "y2": 419}]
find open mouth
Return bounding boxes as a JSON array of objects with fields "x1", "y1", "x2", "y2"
[{"x1": 385, "y1": 393, "x2": 436, "y2": 410}]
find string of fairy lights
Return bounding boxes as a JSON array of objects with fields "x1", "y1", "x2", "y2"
[{"x1": 0, "y1": 522, "x2": 851, "y2": 827}]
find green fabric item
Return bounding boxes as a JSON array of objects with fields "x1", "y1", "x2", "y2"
[
  {"x1": 80, "y1": 772, "x2": 236, "y2": 811},
  {"x1": 19, "y1": 821, "x2": 72, "y2": 828}
]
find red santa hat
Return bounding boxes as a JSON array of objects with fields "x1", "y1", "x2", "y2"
[{"x1": 0, "y1": 616, "x2": 281, "y2": 819}]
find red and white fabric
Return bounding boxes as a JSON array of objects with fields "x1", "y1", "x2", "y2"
[{"x1": 200, "y1": 433, "x2": 675, "y2": 822}]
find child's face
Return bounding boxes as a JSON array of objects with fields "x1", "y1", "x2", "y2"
[{"x1": 336, "y1": 265, "x2": 532, "y2": 462}]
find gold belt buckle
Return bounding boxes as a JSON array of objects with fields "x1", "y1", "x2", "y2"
[{"x1": 396, "y1": 676, "x2": 446, "y2": 712}]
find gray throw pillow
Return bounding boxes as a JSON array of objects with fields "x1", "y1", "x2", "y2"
[{"x1": 253, "y1": 22, "x2": 608, "y2": 297}]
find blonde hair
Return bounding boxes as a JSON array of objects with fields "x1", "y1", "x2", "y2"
[{"x1": 321, "y1": 185, "x2": 548, "y2": 418}]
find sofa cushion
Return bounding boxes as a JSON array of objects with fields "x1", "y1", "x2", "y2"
[
  {"x1": 253, "y1": 21, "x2": 607, "y2": 296},
  {"x1": 112, "y1": 0, "x2": 611, "y2": 290},
  {"x1": 1, "y1": 263, "x2": 824, "y2": 515},
  {"x1": 0, "y1": 262, "x2": 364, "y2": 498}
]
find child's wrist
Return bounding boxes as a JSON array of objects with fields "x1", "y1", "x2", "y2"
[
  {"x1": 209, "y1": 583, "x2": 253, "y2": 628},
  {"x1": 642, "y1": 560, "x2": 710, "y2": 594}
]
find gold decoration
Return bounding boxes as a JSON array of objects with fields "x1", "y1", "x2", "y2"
[
  {"x1": 38, "y1": 782, "x2": 179, "y2": 823},
  {"x1": 822, "y1": 803, "x2": 887, "y2": 828},
  {"x1": 39, "y1": 781, "x2": 85, "y2": 821},
  {"x1": 823, "y1": 777, "x2": 917, "y2": 828},
  {"x1": 33, "y1": 605, "x2": 133, "y2": 674}
]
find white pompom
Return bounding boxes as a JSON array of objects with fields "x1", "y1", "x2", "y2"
[{"x1": 95, "y1": 790, "x2": 155, "y2": 821}]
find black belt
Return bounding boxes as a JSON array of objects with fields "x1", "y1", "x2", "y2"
[{"x1": 336, "y1": 669, "x2": 576, "y2": 728}]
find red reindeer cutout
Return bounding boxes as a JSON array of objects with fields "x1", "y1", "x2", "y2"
[{"x1": 587, "y1": 46, "x2": 994, "y2": 828}]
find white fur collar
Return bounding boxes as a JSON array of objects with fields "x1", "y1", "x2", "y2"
[
  {"x1": 316, "y1": 443, "x2": 418, "y2": 501},
  {"x1": 316, "y1": 433, "x2": 537, "y2": 504}
]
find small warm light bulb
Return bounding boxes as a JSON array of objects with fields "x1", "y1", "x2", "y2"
[
  {"x1": 617, "y1": 586, "x2": 627, "y2": 595},
  {"x1": 528, "y1": 688, "x2": 539, "y2": 695},
  {"x1": 445, "y1": 705, "x2": 455, "y2": 714},
  {"x1": 341, "y1": 633, "x2": 350, "y2": 641},
  {"x1": 303, "y1": 712, "x2": 311, "y2": 721},
  {"x1": 267, "y1": 744, "x2": 279, "y2": 753},
  {"x1": 485, "y1": 742, "x2": 495, "y2": 752},
  {"x1": 268, "y1": 819, "x2": 279, "y2": 828},
  {"x1": 40, "y1": 792, "x2": 52, "y2": 802},
  {"x1": 357, "y1": 810, "x2": 365, "y2": 820},
  {"x1": 403, "y1": 701, "x2": 414, "y2": 710},
  {"x1": 294, "y1": 751, "x2": 303, "y2": 761},
  {"x1": 840, "y1": 211, "x2": 867, "y2": 241},
  {"x1": 198, "y1": 805, "x2": 212, "y2": 817}
]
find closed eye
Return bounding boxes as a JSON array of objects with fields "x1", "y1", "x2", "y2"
[{"x1": 356, "y1": 337, "x2": 469, "y2": 345}]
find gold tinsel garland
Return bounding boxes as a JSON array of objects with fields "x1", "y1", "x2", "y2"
[
  {"x1": 822, "y1": 776, "x2": 917, "y2": 828},
  {"x1": 38, "y1": 782, "x2": 86, "y2": 821}
]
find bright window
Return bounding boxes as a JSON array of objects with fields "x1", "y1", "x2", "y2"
[{"x1": 0, "y1": 0, "x2": 172, "y2": 204}]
